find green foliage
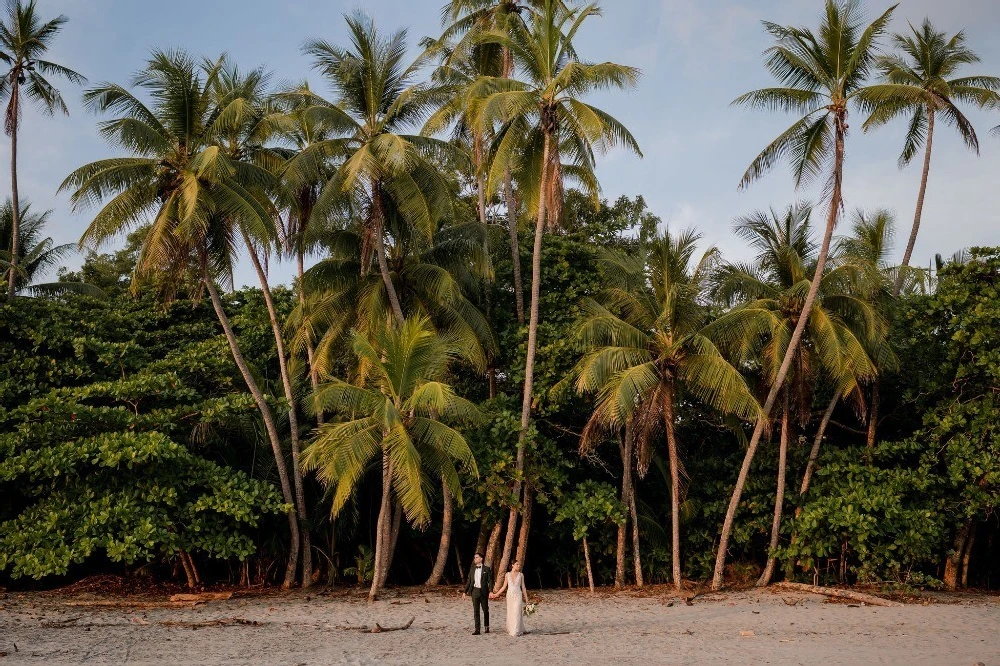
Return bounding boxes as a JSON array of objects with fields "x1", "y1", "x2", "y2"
[
  {"x1": 785, "y1": 248, "x2": 1000, "y2": 585},
  {"x1": 0, "y1": 293, "x2": 285, "y2": 580},
  {"x1": 554, "y1": 480, "x2": 626, "y2": 542}
]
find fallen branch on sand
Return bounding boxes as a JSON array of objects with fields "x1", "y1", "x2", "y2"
[
  {"x1": 348, "y1": 616, "x2": 415, "y2": 633},
  {"x1": 63, "y1": 600, "x2": 196, "y2": 609},
  {"x1": 161, "y1": 617, "x2": 258, "y2": 629},
  {"x1": 770, "y1": 583, "x2": 897, "y2": 607},
  {"x1": 168, "y1": 592, "x2": 233, "y2": 603}
]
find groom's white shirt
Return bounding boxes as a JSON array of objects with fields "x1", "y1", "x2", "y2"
[{"x1": 473, "y1": 566, "x2": 482, "y2": 588}]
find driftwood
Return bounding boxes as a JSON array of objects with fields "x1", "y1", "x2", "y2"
[
  {"x1": 361, "y1": 616, "x2": 415, "y2": 633},
  {"x1": 161, "y1": 617, "x2": 258, "y2": 629},
  {"x1": 771, "y1": 582, "x2": 898, "y2": 607},
  {"x1": 63, "y1": 600, "x2": 196, "y2": 609},
  {"x1": 168, "y1": 592, "x2": 233, "y2": 603}
]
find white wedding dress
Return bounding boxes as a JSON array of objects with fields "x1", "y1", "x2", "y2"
[{"x1": 505, "y1": 572, "x2": 526, "y2": 636}]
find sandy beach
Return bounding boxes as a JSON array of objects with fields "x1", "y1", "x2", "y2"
[{"x1": 1, "y1": 585, "x2": 997, "y2": 665}]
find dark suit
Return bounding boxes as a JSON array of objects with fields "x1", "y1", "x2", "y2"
[{"x1": 465, "y1": 563, "x2": 493, "y2": 632}]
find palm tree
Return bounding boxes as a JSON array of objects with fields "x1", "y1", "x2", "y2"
[
  {"x1": 270, "y1": 84, "x2": 353, "y2": 409},
  {"x1": 0, "y1": 0, "x2": 84, "y2": 298},
  {"x1": 709, "y1": 205, "x2": 880, "y2": 586},
  {"x1": 302, "y1": 315, "x2": 480, "y2": 602},
  {"x1": 858, "y1": 20, "x2": 1000, "y2": 296},
  {"x1": 476, "y1": 0, "x2": 641, "y2": 581},
  {"x1": 297, "y1": 12, "x2": 459, "y2": 328},
  {"x1": 0, "y1": 198, "x2": 99, "y2": 296},
  {"x1": 711, "y1": 0, "x2": 895, "y2": 591},
  {"x1": 796, "y1": 208, "x2": 897, "y2": 501},
  {"x1": 60, "y1": 50, "x2": 303, "y2": 588},
  {"x1": 571, "y1": 229, "x2": 760, "y2": 590},
  {"x1": 207, "y1": 61, "x2": 323, "y2": 587},
  {"x1": 431, "y1": 0, "x2": 554, "y2": 325}
]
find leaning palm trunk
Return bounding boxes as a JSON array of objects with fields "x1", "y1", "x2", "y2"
[
  {"x1": 630, "y1": 481, "x2": 643, "y2": 586},
  {"x1": 895, "y1": 108, "x2": 936, "y2": 296},
  {"x1": 204, "y1": 271, "x2": 300, "y2": 588},
  {"x1": 297, "y1": 246, "x2": 323, "y2": 426},
  {"x1": 664, "y1": 387, "x2": 683, "y2": 590},
  {"x1": 800, "y1": 393, "x2": 839, "y2": 499},
  {"x1": 426, "y1": 478, "x2": 454, "y2": 586},
  {"x1": 371, "y1": 182, "x2": 405, "y2": 327},
  {"x1": 7, "y1": 117, "x2": 19, "y2": 298},
  {"x1": 868, "y1": 111, "x2": 937, "y2": 448},
  {"x1": 615, "y1": 430, "x2": 631, "y2": 588},
  {"x1": 370, "y1": 453, "x2": 394, "y2": 602},
  {"x1": 758, "y1": 391, "x2": 791, "y2": 586},
  {"x1": 498, "y1": 129, "x2": 552, "y2": 590},
  {"x1": 711, "y1": 114, "x2": 847, "y2": 591},
  {"x1": 245, "y1": 240, "x2": 312, "y2": 588},
  {"x1": 515, "y1": 484, "x2": 533, "y2": 566},
  {"x1": 504, "y1": 173, "x2": 524, "y2": 323}
]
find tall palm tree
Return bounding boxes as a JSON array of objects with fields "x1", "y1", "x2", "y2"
[
  {"x1": 432, "y1": 0, "x2": 554, "y2": 325},
  {"x1": 709, "y1": 205, "x2": 880, "y2": 586},
  {"x1": 0, "y1": 198, "x2": 99, "y2": 296},
  {"x1": 711, "y1": 0, "x2": 895, "y2": 590},
  {"x1": 796, "y1": 208, "x2": 897, "y2": 501},
  {"x1": 0, "y1": 0, "x2": 84, "y2": 297},
  {"x1": 476, "y1": 0, "x2": 641, "y2": 581},
  {"x1": 270, "y1": 84, "x2": 353, "y2": 408},
  {"x1": 207, "y1": 61, "x2": 323, "y2": 587},
  {"x1": 297, "y1": 13, "x2": 459, "y2": 327},
  {"x1": 858, "y1": 20, "x2": 1000, "y2": 296},
  {"x1": 571, "y1": 229, "x2": 760, "y2": 590},
  {"x1": 302, "y1": 315, "x2": 480, "y2": 602},
  {"x1": 60, "y1": 50, "x2": 303, "y2": 588}
]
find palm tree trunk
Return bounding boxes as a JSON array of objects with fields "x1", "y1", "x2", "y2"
[
  {"x1": 582, "y1": 536, "x2": 595, "y2": 594},
  {"x1": 371, "y1": 182, "x2": 405, "y2": 327},
  {"x1": 7, "y1": 116, "x2": 19, "y2": 298},
  {"x1": 370, "y1": 452, "x2": 393, "y2": 602},
  {"x1": 485, "y1": 520, "x2": 503, "y2": 572},
  {"x1": 758, "y1": 391, "x2": 790, "y2": 587},
  {"x1": 630, "y1": 482, "x2": 643, "y2": 587},
  {"x1": 385, "y1": 502, "x2": 403, "y2": 586},
  {"x1": 298, "y1": 246, "x2": 323, "y2": 426},
  {"x1": 711, "y1": 113, "x2": 847, "y2": 591},
  {"x1": 865, "y1": 383, "x2": 880, "y2": 448},
  {"x1": 664, "y1": 387, "x2": 683, "y2": 591},
  {"x1": 800, "y1": 393, "x2": 839, "y2": 499},
  {"x1": 204, "y1": 271, "x2": 299, "y2": 589},
  {"x1": 245, "y1": 239, "x2": 311, "y2": 588},
  {"x1": 615, "y1": 430, "x2": 631, "y2": 588},
  {"x1": 504, "y1": 129, "x2": 552, "y2": 582},
  {"x1": 515, "y1": 484, "x2": 533, "y2": 566},
  {"x1": 894, "y1": 108, "x2": 936, "y2": 296},
  {"x1": 504, "y1": 173, "x2": 524, "y2": 324},
  {"x1": 870, "y1": 110, "x2": 937, "y2": 451},
  {"x1": 425, "y1": 478, "x2": 453, "y2": 586},
  {"x1": 500, "y1": 47, "x2": 524, "y2": 325}
]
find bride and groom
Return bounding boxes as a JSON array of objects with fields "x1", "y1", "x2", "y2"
[{"x1": 462, "y1": 552, "x2": 531, "y2": 637}]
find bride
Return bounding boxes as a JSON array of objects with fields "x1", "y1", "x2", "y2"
[{"x1": 490, "y1": 561, "x2": 530, "y2": 636}]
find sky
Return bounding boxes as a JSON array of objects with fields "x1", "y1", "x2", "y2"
[{"x1": 7, "y1": 0, "x2": 1000, "y2": 287}]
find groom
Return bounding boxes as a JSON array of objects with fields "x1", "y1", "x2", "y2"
[{"x1": 462, "y1": 552, "x2": 493, "y2": 635}]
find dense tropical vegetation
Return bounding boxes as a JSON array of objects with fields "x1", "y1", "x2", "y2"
[{"x1": 2, "y1": 0, "x2": 1000, "y2": 599}]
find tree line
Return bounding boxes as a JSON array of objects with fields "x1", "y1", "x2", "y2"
[{"x1": 1, "y1": 0, "x2": 999, "y2": 598}]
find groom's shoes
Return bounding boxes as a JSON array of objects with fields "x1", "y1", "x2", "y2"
[
  {"x1": 484, "y1": 627, "x2": 490, "y2": 634},
  {"x1": 472, "y1": 630, "x2": 481, "y2": 635}
]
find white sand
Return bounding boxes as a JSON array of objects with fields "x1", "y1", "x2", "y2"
[{"x1": 2, "y1": 586, "x2": 997, "y2": 665}]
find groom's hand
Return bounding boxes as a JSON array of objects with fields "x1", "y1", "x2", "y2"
[{"x1": 461, "y1": 592, "x2": 467, "y2": 599}]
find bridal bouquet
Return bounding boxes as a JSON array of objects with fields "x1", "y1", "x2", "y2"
[{"x1": 523, "y1": 602, "x2": 538, "y2": 617}]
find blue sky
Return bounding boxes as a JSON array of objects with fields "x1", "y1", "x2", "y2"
[{"x1": 7, "y1": 0, "x2": 1000, "y2": 287}]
